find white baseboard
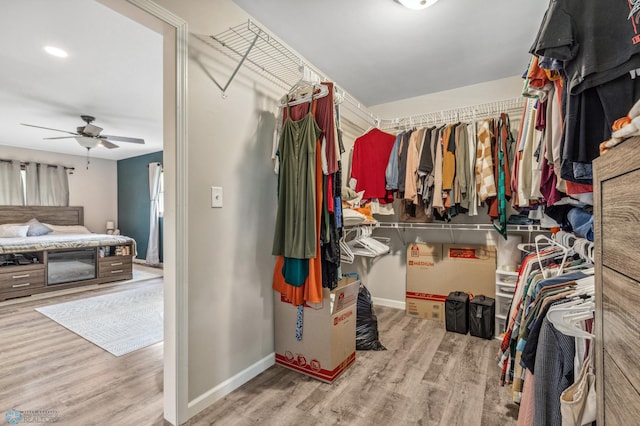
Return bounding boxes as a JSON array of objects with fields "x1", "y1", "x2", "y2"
[
  {"x1": 372, "y1": 297, "x2": 405, "y2": 310},
  {"x1": 187, "y1": 352, "x2": 275, "y2": 419}
]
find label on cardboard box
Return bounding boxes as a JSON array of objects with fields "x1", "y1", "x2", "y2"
[
  {"x1": 331, "y1": 281, "x2": 359, "y2": 315},
  {"x1": 449, "y1": 247, "x2": 480, "y2": 259},
  {"x1": 406, "y1": 291, "x2": 447, "y2": 302},
  {"x1": 448, "y1": 246, "x2": 494, "y2": 260}
]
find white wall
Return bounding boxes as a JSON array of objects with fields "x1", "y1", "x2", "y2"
[
  {"x1": 370, "y1": 75, "x2": 524, "y2": 117},
  {"x1": 149, "y1": 0, "x2": 371, "y2": 413},
  {"x1": 0, "y1": 145, "x2": 117, "y2": 232}
]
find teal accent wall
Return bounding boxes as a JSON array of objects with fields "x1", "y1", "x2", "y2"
[{"x1": 117, "y1": 151, "x2": 163, "y2": 261}]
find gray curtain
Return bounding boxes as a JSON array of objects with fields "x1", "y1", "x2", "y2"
[
  {"x1": 0, "y1": 160, "x2": 24, "y2": 205},
  {"x1": 146, "y1": 162, "x2": 162, "y2": 265},
  {"x1": 24, "y1": 163, "x2": 69, "y2": 206}
]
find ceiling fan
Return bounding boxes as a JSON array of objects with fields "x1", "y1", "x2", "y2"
[{"x1": 21, "y1": 115, "x2": 145, "y2": 150}]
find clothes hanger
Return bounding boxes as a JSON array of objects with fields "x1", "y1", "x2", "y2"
[
  {"x1": 546, "y1": 300, "x2": 595, "y2": 339},
  {"x1": 345, "y1": 226, "x2": 390, "y2": 257},
  {"x1": 535, "y1": 234, "x2": 570, "y2": 278},
  {"x1": 339, "y1": 236, "x2": 355, "y2": 264},
  {"x1": 280, "y1": 81, "x2": 329, "y2": 107}
]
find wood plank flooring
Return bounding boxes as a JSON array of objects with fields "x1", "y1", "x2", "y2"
[
  {"x1": 0, "y1": 276, "x2": 165, "y2": 426},
  {"x1": 0, "y1": 280, "x2": 519, "y2": 426},
  {"x1": 187, "y1": 306, "x2": 519, "y2": 426}
]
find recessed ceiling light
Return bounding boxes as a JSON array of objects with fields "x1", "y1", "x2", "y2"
[
  {"x1": 396, "y1": 0, "x2": 440, "y2": 10},
  {"x1": 44, "y1": 45, "x2": 68, "y2": 58}
]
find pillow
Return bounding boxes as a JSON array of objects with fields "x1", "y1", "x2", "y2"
[
  {"x1": 43, "y1": 224, "x2": 92, "y2": 234},
  {"x1": 0, "y1": 224, "x2": 30, "y2": 238},
  {"x1": 24, "y1": 218, "x2": 53, "y2": 237}
]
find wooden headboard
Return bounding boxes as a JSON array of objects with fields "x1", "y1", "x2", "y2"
[{"x1": 0, "y1": 206, "x2": 84, "y2": 226}]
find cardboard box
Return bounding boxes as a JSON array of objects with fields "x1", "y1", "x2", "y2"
[
  {"x1": 274, "y1": 278, "x2": 359, "y2": 383},
  {"x1": 406, "y1": 243, "x2": 496, "y2": 322}
]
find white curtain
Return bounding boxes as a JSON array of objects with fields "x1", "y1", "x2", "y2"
[
  {"x1": 146, "y1": 162, "x2": 162, "y2": 265},
  {"x1": 32, "y1": 164, "x2": 69, "y2": 206},
  {"x1": 24, "y1": 162, "x2": 40, "y2": 205},
  {"x1": 0, "y1": 160, "x2": 24, "y2": 205}
]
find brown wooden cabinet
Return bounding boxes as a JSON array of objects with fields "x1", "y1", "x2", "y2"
[
  {"x1": 0, "y1": 263, "x2": 46, "y2": 293},
  {"x1": 98, "y1": 254, "x2": 133, "y2": 282},
  {"x1": 593, "y1": 136, "x2": 640, "y2": 425},
  {"x1": 0, "y1": 243, "x2": 134, "y2": 301}
]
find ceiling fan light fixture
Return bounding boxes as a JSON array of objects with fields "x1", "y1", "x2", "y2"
[
  {"x1": 396, "y1": 0, "x2": 440, "y2": 10},
  {"x1": 74, "y1": 136, "x2": 100, "y2": 149},
  {"x1": 43, "y1": 45, "x2": 68, "y2": 58}
]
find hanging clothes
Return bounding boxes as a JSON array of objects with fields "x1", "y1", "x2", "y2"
[
  {"x1": 272, "y1": 124, "x2": 325, "y2": 305},
  {"x1": 489, "y1": 114, "x2": 514, "y2": 238},
  {"x1": 350, "y1": 128, "x2": 396, "y2": 204},
  {"x1": 476, "y1": 119, "x2": 497, "y2": 202},
  {"x1": 404, "y1": 127, "x2": 424, "y2": 204},
  {"x1": 498, "y1": 234, "x2": 595, "y2": 426},
  {"x1": 531, "y1": 0, "x2": 640, "y2": 185},
  {"x1": 272, "y1": 98, "x2": 321, "y2": 260}
]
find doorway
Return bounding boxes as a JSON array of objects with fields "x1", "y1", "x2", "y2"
[{"x1": 98, "y1": 0, "x2": 188, "y2": 424}]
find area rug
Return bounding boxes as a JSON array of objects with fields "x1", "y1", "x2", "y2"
[
  {"x1": 35, "y1": 284, "x2": 163, "y2": 356},
  {"x1": 130, "y1": 264, "x2": 164, "y2": 282}
]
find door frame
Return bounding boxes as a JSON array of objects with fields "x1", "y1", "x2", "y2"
[{"x1": 99, "y1": 0, "x2": 189, "y2": 424}]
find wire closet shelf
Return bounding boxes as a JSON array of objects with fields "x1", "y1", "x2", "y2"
[
  {"x1": 200, "y1": 20, "x2": 527, "y2": 130},
  {"x1": 377, "y1": 97, "x2": 528, "y2": 131},
  {"x1": 196, "y1": 20, "x2": 379, "y2": 126}
]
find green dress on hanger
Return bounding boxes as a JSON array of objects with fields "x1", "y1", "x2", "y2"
[{"x1": 272, "y1": 98, "x2": 322, "y2": 260}]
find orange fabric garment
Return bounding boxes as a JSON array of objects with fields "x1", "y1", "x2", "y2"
[
  {"x1": 612, "y1": 116, "x2": 631, "y2": 131},
  {"x1": 441, "y1": 126, "x2": 455, "y2": 190},
  {"x1": 564, "y1": 181, "x2": 593, "y2": 195},
  {"x1": 527, "y1": 56, "x2": 550, "y2": 89},
  {"x1": 272, "y1": 103, "x2": 324, "y2": 304}
]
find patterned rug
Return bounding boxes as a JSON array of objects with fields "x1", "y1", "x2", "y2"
[{"x1": 35, "y1": 283, "x2": 163, "y2": 356}]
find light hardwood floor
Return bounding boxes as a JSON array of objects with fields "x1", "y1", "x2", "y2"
[
  {"x1": 0, "y1": 282, "x2": 519, "y2": 426},
  {"x1": 0, "y1": 276, "x2": 165, "y2": 426},
  {"x1": 187, "y1": 306, "x2": 519, "y2": 426}
]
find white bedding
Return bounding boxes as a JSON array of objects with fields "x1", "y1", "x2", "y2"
[{"x1": 0, "y1": 232, "x2": 137, "y2": 255}]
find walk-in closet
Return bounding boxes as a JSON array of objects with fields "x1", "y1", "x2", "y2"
[
  {"x1": 164, "y1": 0, "x2": 639, "y2": 423},
  {"x1": 3, "y1": 0, "x2": 636, "y2": 424}
]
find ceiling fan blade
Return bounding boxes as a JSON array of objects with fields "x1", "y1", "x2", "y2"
[
  {"x1": 82, "y1": 123, "x2": 103, "y2": 137},
  {"x1": 101, "y1": 135, "x2": 145, "y2": 144},
  {"x1": 99, "y1": 140, "x2": 119, "y2": 149},
  {"x1": 21, "y1": 123, "x2": 79, "y2": 135},
  {"x1": 43, "y1": 136, "x2": 78, "y2": 140}
]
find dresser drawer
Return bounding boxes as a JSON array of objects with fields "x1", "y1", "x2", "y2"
[
  {"x1": 0, "y1": 266, "x2": 46, "y2": 292},
  {"x1": 98, "y1": 256, "x2": 132, "y2": 278}
]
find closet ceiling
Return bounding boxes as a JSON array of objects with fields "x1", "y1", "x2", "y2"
[
  {"x1": 233, "y1": 0, "x2": 550, "y2": 106},
  {"x1": 0, "y1": 0, "x2": 163, "y2": 161}
]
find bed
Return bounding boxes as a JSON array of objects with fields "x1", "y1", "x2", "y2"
[{"x1": 0, "y1": 206, "x2": 136, "y2": 301}]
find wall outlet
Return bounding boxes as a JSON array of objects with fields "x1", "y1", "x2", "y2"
[{"x1": 211, "y1": 186, "x2": 223, "y2": 208}]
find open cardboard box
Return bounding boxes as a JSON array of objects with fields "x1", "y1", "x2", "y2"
[
  {"x1": 406, "y1": 243, "x2": 496, "y2": 322},
  {"x1": 274, "y1": 276, "x2": 359, "y2": 383}
]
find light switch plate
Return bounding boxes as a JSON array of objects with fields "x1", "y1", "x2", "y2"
[{"x1": 211, "y1": 186, "x2": 223, "y2": 208}]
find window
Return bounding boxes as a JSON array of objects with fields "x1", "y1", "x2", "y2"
[{"x1": 158, "y1": 170, "x2": 164, "y2": 217}]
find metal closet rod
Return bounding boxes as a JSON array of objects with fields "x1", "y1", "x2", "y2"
[
  {"x1": 0, "y1": 158, "x2": 75, "y2": 172},
  {"x1": 206, "y1": 20, "x2": 528, "y2": 129},
  {"x1": 378, "y1": 97, "x2": 527, "y2": 130},
  {"x1": 348, "y1": 222, "x2": 544, "y2": 232}
]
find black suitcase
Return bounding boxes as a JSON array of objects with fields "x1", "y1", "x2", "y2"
[
  {"x1": 445, "y1": 291, "x2": 469, "y2": 334},
  {"x1": 469, "y1": 295, "x2": 495, "y2": 340}
]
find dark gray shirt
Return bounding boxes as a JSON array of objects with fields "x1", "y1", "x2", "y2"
[{"x1": 531, "y1": 0, "x2": 640, "y2": 94}]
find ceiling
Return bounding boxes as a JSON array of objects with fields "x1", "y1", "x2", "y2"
[
  {"x1": 0, "y1": 0, "x2": 163, "y2": 161},
  {"x1": 0, "y1": 0, "x2": 550, "y2": 161},
  {"x1": 233, "y1": 0, "x2": 549, "y2": 106}
]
